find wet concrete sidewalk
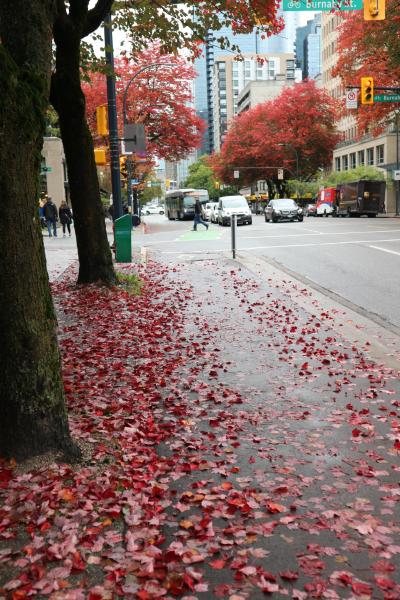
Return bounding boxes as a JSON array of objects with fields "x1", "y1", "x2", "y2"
[{"x1": 153, "y1": 254, "x2": 400, "y2": 599}]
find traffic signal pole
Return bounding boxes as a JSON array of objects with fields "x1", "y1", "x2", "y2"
[{"x1": 104, "y1": 13, "x2": 123, "y2": 221}]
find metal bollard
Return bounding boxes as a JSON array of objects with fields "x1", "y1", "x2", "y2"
[{"x1": 231, "y1": 214, "x2": 237, "y2": 259}]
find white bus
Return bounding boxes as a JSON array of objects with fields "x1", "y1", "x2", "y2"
[{"x1": 164, "y1": 189, "x2": 209, "y2": 220}]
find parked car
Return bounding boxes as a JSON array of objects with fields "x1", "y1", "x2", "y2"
[
  {"x1": 142, "y1": 204, "x2": 165, "y2": 215},
  {"x1": 264, "y1": 199, "x2": 303, "y2": 223},
  {"x1": 210, "y1": 202, "x2": 220, "y2": 223},
  {"x1": 305, "y1": 203, "x2": 317, "y2": 217},
  {"x1": 202, "y1": 202, "x2": 218, "y2": 221},
  {"x1": 218, "y1": 195, "x2": 252, "y2": 226}
]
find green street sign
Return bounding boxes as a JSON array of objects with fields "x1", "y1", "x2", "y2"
[
  {"x1": 283, "y1": 0, "x2": 362, "y2": 9},
  {"x1": 374, "y1": 94, "x2": 400, "y2": 102},
  {"x1": 40, "y1": 166, "x2": 52, "y2": 174}
]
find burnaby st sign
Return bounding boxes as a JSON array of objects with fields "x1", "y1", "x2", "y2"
[{"x1": 283, "y1": 0, "x2": 363, "y2": 10}]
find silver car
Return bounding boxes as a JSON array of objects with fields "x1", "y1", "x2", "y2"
[{"x1": 265, "y1": 199, "x2": 303, "y2": 223}]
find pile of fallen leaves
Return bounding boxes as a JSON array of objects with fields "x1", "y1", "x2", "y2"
[{"x1": 1, "y1": 259, "x2": 400, "y2": 600}]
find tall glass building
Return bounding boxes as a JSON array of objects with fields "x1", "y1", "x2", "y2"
[{"x1": 194, "y1": 12, "x2": 300, "y2": 154}]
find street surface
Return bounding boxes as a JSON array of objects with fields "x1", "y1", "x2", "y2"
[{"x1": 134, "y1": 214, "x2": 400, "y2": 334}]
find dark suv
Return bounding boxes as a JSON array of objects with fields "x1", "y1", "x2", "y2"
[{"x1": 265, "y1": 199, "x2": 303, "y2": 223}]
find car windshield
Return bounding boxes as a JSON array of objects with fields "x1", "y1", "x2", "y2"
[
  {"x1": 223, "y1": 198, "x2": 247, "y2": 208},
  {"x1": 273, "y1": 200, "x2": 297, "y2": 209}
]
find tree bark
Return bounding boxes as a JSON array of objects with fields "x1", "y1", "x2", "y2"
[
  {"x1": 51, "y1": 16, "x2": 116, "y2": 285},
  {"x1": 0, "y1": 1, "x2": 79, "y2": 461}
]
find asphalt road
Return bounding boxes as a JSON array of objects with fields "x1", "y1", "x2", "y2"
[{"x1": 135, "y1": 214, "x2": 400, "y2": 332}]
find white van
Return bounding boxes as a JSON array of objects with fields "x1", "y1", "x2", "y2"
[{"x1": 218, "y1": 195, "x2": 252, "y2": 226}]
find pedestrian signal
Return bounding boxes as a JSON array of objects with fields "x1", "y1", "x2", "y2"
[
  {"x1": 120, "y1": 155, "x2": 127, "y2": 178},
  {"x1": 96, "y1": 105, "x2": 108, "y2": 136},
  {"x1": 361, "y1": 77, "x2": 374, "y2": 105},
  {"x1": 364, "y1": 0, "x2": 385, "y2": 20}
]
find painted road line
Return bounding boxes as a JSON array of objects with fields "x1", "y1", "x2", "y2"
[
  {"x1": 369, "y1": 245, "x2": 400, "y2": 257},
  {"x1": 240, "y1": 228, "x2": 400, "y2": 240},
  {"x1": 161, "y1": 236, "x2": 400, "y2": 254}
]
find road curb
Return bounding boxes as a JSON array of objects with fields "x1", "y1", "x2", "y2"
[{"x1": 236, "y1": 251, "x2": 400, "y2": 371}]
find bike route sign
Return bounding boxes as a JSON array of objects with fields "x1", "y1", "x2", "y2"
[{"x1": 283, "y1": 0, "x2": 362, "y2": 9}]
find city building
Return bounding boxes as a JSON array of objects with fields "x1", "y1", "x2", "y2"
[
  {"x1": 212, "y1": 53, "x2": 297, "y2": 151},
  {"x1": 303, "y1": 14, "x2": 321, "y2": 80},
  {"x1": 194, "y1": 13, "x2": 300, "y2": 154},
  {"x1": 321, "y1": 13, "x2": 397, "y2": 212},
  {"x1": 236, "y1": 68, "x2": 301, "y2": 116},
  {"x1": 40, "y1": 137, "x2": 69, "y2": 207}
]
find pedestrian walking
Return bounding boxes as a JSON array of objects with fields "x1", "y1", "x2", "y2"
[
  {"x1": 192, "y1": 198, "x2": 208, "y2": 231},
  {"x1": 59, "y1": 201, "x2": 73, "y2": 237},
  {"x1": 43, "y1": 196, "x2": 58, "y2": 237}
]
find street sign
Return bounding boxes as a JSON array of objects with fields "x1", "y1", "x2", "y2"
[
  {"x1": 346, "y1": 89, "x2": 358, "y2": 109},
  {"x1": 393, "y1": 171, "x2": 400, "y2": 181},
  {"x1": 40, "y1": 166, "x2": 52, "y2": 174},
  {"x1": 283, "y1": 0, "x2": 362, "y2": 9},
  {"x1": 374, "y1": 94, "x2": 400, "y2": 102},
  {"x1": 278, "y1": 168, "x2": 284, "y2": 180},
  {"x1": 122, "y1": 124, "x2": 146, "y2": 154},
  {"x1": 234, "y1": 170, "x2": 240, "y2": 179}
]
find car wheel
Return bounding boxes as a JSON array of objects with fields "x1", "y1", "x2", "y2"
[
  {"x1": 298, "y1": 216, "x2": 303, "y2": 222},
  {"x1": 248, "y1": 218, "x2": 252, "y2": 225},
  {"x1": 159, "y1": 210, "x2": 164, "y2": 215},
  {"x1": 272, "y1": 216, "x2": 278, "y2": 223}
]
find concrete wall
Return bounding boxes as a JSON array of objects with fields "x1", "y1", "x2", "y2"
[{"x1": 41, "y1": 137, "x2": 67, "y2": 208}]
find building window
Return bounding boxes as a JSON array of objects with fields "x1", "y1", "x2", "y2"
[
  {"x1": 376, "y1": 145, "x2": 384, "y2": 165},
  {"x1": 350, "y1": 153, "x2": 356, "y2": 169},
  {"x1": 335, "y1": 157, "x2": 341, "y2": 171},
  {"x1": 367, "y1": 147, "x2": 374, "y2": 166},
  {"x1": 342, "y1": 155, "x2": 348, "y2": 171},
  {"x1": 358, "y1": 150, "x2": 365, "y2": 166}
]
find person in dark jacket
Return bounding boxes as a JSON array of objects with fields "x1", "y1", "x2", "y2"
[
  {"x1": 43, "y1": 197, "x2": 58, "y2": 237},
  {"x1": 192, "y1": 198, "x2": 208, "y2": 231},
  {"x1": 59, "y1": 201, "x2": 73, "y2": 237}
]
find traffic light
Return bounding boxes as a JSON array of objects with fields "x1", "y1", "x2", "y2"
[
  {"x1": 214, "y1": 181, "x2": 220, "y2": 189},
  {"x1": 361, "y1": 77, "x2": 374, "y2": 105},
  {"x1": 94, "y1": 148, "x2": 107, "y2": 165},
  {"x1": 120, "y1": 155, "x2": 127, "y2": 179},
  {"x1": 96, "y1": 105, "x2": 108, "y2": 136},
  {"x1": 364, "y1": 0, "x2": 385, "y2": 20},
  {"x1": 165, "y1": 179, "x2": 171, "y2": 190}
]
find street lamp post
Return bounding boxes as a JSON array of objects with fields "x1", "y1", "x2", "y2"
[
  {"x1": 278, "y1": 143, "x2": 300, "y2": 200},
  {"x1": 122, "y1": 63, "x2": 176, "y2": 215},
  {"x1": 104, "y1": 13, "x2": 123, "y2": 221}
]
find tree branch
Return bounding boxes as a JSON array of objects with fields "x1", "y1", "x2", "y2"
[{"x1": 83, "y1": 0, "x2": 114, "y2": 38}]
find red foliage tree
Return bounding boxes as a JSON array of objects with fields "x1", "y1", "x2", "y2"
[
  {"x1": 83, "y1": 44, "x2": 205, "y2": 162},
  {"x1": 333, "y1": 2, "x2": 400, "y2": 134},
  {"x1": 211, "y1": 80, "x2": 340, "y2": 189}
]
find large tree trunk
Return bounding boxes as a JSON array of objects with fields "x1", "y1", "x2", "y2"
[
  {"x1": 51, "y1": 25, "x2": 116, "y2": 285},
  {"x1": 0, "y1": 1, "x2": 79, "y2": 461}
]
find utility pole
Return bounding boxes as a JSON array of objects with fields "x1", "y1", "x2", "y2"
[{"x1": 104, "y1": 13, "x2": 123, "y2": 220}]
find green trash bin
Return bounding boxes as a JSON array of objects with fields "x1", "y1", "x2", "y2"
[{"x1": 114, "y1": 214, "x2": 132, "y2": 263}]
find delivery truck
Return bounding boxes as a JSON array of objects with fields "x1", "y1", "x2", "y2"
[{"x1": 335, "y1": 180, "x2": 386, "y2": 217}]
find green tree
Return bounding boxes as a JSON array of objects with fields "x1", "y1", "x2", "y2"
[
  {"x1": 322, "y1": 166, "x2": 388, "y2": 188},
  {"x1": 184, "y1": 156, "x2": 220, "y2": 200},
  {"x1": 0, "y1": 1, "x2": 78, "y2": 461}
]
